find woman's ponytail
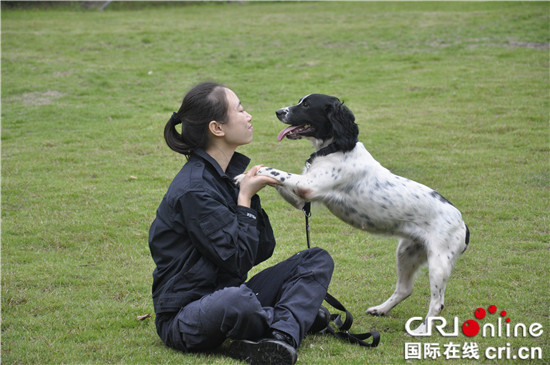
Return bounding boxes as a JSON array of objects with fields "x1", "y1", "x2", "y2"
[{"x1": 164, "y1": 112, "x2": 192, "y2": 157}]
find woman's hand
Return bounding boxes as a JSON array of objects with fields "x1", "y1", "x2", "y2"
[{"x1": 237, "y1": 165, "x2": 280, "y2": 208}]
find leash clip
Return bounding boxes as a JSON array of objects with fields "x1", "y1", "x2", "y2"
[{"x1": 302, "y1": 202, "x2": 311, "y2": 218}]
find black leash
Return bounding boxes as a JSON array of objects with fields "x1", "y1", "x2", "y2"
[
  {"x1": 302, "y1": 201, "x2": 380, "y2": 348},
  {"x1": 302, "y1": 202, "x2": 312, "y2": 249},
  {"x1": 324, "y1": 293, "x2": 381, "y2": 347}
]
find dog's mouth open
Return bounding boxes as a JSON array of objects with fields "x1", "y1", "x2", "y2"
[{"x1": 277, "y1": 124, "x2": 313, "y2": 141}]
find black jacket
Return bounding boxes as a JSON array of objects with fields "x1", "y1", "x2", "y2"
[{"x1": 148, "y1": 150, "x2": 276, "y2": 314}]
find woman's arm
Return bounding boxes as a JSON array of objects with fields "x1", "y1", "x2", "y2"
[{"x1": 179, "y1": 189, "x2": 263, "y2": 281}]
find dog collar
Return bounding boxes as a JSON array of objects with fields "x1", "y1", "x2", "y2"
[{"x1": 306, "y1": 143, "x2": 340, "y2": 166}]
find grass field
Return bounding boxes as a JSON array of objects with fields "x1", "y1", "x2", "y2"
[{"x1": 1, "y1": 2, "x2": 548, "y2": 364}]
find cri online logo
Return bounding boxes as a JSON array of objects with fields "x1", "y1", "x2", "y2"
[
  {"x1": 463, "y1": 305, "x2": 509, "y2": 337},
  {"x1": 406, "y1": 304, "x2": 544, "y2": 338}
]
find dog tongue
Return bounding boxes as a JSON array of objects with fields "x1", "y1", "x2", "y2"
[{"x1": 277, "y1": 126, "x2": 300, "y2": 142}]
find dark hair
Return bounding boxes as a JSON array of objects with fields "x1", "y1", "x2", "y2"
[{"x1": 164, "y1": 81, "x2": 229, "y2": 158}]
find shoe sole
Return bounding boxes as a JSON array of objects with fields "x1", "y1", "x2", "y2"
[{"x1": 228, "y1": 339, "x2": 297, "y2": 365}]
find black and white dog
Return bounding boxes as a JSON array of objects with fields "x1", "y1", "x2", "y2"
[{"x1": 236, "y1": 94, "x2": 470, "y2": 335}]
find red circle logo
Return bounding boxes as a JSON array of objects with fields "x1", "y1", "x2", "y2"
[
  {"x1": 474, "y1": 307, "x2": 486, "y2": 319},
  {"x1": 462, "y1": 320, "x2": 480, "y2": 337}
]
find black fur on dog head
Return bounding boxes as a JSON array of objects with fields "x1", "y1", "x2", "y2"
[{"x1": 276, "y1": 93, "x2": 358, "y2": 153}]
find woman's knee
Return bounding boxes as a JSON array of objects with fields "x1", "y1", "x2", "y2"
[
  {"x1": 306, "y1": 247, "x2": 335, "y2": 273},
  {"x1": 299, "y1": 247, "x2": 334, "y2": 288}
]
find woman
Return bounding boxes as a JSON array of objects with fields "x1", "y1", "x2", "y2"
[{"x1": 148, "y1": 82, "x2": 334, "y2": 364}]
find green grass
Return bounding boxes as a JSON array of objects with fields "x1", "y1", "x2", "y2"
[{"x1": 2, "y1": 2, "x2": 548, "y2": 364}]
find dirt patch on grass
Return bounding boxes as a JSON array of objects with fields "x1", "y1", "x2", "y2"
[
  {"x1": 464, "y1": 38, "x2": 549, "y2": 50},
  {"x1": 9, "y1": 90, "x2": 64, "y2": 106},
  {"x1": 505, "y1": 40, "x2": 549, "y2": 50}
]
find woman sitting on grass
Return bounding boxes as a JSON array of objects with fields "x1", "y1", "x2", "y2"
[{"x1": 148, "y1": 81, "x2": 334, "y2": 364}]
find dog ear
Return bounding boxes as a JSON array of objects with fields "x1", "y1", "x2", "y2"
[{"x1": 327, "y1": 99, "x2": 358, "y2": 152}]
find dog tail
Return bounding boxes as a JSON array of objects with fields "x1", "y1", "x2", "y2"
[{"x1": 462, "y1": 224, "x2": 470, "y2": 253}]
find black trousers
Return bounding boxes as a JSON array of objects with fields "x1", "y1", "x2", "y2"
[{"x1": 159, "y1": 247, "x2": 334, "y2": 352}]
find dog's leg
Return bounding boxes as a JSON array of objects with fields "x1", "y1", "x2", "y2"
[
  {"x1": 408, "y1": 243, "x2": 456, "y2": 336},
  {"x1": 366, "y1": 238, "x2": 426, "y2": 316},
  {"x1": 234, "y1": 167, "x2": 310, "y2": 209},
  {"x1": 235, "y1": 167, "x2": 302, "y2": 189},
  {"x1": 262, "y1": 166, "x2": 318, "y2": 202},
  {"x1": 257, "y1": 167, "x2": 312, "y2": 209},
  {"x1": 274, "y1": 185, "x2": 307, "y2": 209}
]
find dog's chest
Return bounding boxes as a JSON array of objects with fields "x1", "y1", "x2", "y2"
[{"x1": 306, "y1": 157, "x2": 386, "y2": 228}]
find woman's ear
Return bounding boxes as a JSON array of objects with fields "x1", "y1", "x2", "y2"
[{"x1": 208, "y1": 120, "x2": 225, "y2": 137}]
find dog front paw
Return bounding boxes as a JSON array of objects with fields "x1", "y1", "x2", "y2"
[
  {"x1": 234, "y1": 174, "x2": 245, "y2": 186},
  {"x1": 255, "y1": 166, "x2": 273, "y2": 177}
]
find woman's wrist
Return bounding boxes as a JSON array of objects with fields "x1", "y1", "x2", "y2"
[{"x1": 237, "y1": 192, "x2": 252, "y2": 208}]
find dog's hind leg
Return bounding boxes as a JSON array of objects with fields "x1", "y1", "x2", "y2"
[
  {"x1": 408, "y1": 244, "x2": 456, "y2": 335},
  {"x1": 366, "y1": 238, "x2": 426, "y2": 316}
]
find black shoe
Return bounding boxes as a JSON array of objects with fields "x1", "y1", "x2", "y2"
[
  {"x1": 228, "y1": 338, "x2": 297, "y2": 365},
  {"x1": 308, "y1": 305, "x2": 331, "y2": 334},
  {"x1": 270, "y1": 329, "x2": 297, "y2": 348}
]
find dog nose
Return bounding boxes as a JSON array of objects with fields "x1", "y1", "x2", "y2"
[{"x1": 276, "y1": 109, "x2": 287, "y2": 118}]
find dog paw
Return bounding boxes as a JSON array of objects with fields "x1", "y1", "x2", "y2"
[
  {"x1": 256, "y1": 166, "x2": 273, "y2": 177},
  {"x1": 234, "y1": 174, "x2": 245, "y2": 186},
  {"x1": 366, "y1": 306, "x2": 387, "y2": 316},
  {"x1": 408, "y1": 322, "x2": 428, "y2": 336}
]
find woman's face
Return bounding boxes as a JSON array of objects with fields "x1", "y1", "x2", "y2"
[{"x1": 220, "y1": 88, "x2": 254, "y2": 148}]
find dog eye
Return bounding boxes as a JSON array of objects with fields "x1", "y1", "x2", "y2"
[{"x1": 302, "y1": 101, "x2": 309, "y2": 108}]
